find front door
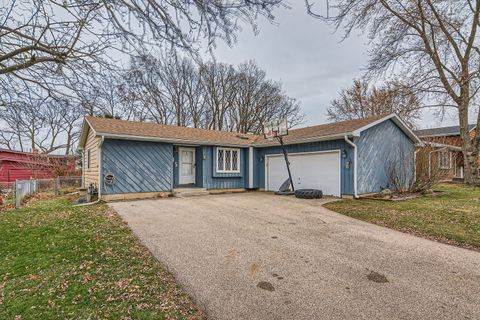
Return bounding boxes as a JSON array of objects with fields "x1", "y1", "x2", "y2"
[{"x1": 179, "y1": 147, "x2": 196, "y2": 185}]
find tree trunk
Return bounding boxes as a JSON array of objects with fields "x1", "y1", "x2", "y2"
[
  {"x1": 459, "y1": 98, "x2": 480, "y2": 185},
  {"x1": 463, "y1": 151, "x2": 479, "y2": 184}
]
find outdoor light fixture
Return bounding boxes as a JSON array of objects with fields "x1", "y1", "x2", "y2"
[{"x1": 342, "y1": 150, "x2": 348, "y2": 158}]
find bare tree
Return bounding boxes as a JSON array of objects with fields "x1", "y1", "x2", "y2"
[
  {"x1": 1, "y1": 0, "x2": 286, "y2": 97},
  {"x1": 185, "y1": 62, "x2": 208, "y2": 129},
  {"x1": 306, "y1": 0, "x2": 480, "y2": 184},
  {"x1": 120, "y1": 55, "x2": 177, "y2": 125},
  {"x1": 4, "y1": 97, "x2": 46, "y2": 152},
  {"x1": 1, "y1": 0, "x2": 290, "y2": 154},
  {"x1": 0, "y1": 105, "x2": 25, "y2": 151},
  {"x1": 119, "y1": 54, "x2": 303, "y2": 134},
  {"x1": 0, "y1": 96, "x2": 84, "y2": 154},
  {"x1": 201, "y1": 62, "x2": 239, "y2": 131},
  {"x1": 327, "y1": 79, "x2": 421, "y2": 127},
  {"x1": 61, "y1": 103, "x2": 84, "y2": 155},
  {"x1": 229, "y1": 60, "x2": 303, "y2": 133}
]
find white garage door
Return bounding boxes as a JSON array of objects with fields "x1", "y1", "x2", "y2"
[{"x1": 266, "y1": 151, "x2": 341, "y2": 196}]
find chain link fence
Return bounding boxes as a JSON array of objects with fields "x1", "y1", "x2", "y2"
[
  {"x1": 0, "y1": 182, "x2": 16, "y2": 209},
  {"x1": 15, "y1": 180, "x2": 38, "y2": 208},
  {"x1": 0, "y1": 176, "x2": 82, "y2": 209}
]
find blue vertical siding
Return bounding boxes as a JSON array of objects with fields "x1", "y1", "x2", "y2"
[
  {"x1": 100, "y1": 120, "x2": 413, "y2": 196},
  {"x1": 195, "y1": 146, "x2": 204, "y2": 187},
  {"x1": 253, "y1": 140, "x2": 354, "y2": 195},
  {"x1": 355, "y1": 119, "x2": 415, "y2": 194},
  {"x1": 200, "y1": 146, "x2": 247, "y2": 189},
  {"x1": 101, "y1": 139, "x2": 173, "y2": 194},
  {"x1": 173, "y1": 146, "x2": 179, "y2": 187}
]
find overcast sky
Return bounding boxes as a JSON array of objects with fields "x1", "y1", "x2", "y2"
[{"x1": 207, "y1": 2, "x2": 462, "y2": 129}]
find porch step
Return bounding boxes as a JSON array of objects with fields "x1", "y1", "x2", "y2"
[{"x1": 172, "y1": 188, "x2": 209, "y2": 198}]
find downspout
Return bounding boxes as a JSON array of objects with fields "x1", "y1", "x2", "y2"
[
  {"x1": 98, "y1": 136, "x2": 105, "y2": 200},
  {"x1": 344, "y1": 136, "x2": 359, "y2": 198},
  {"x1": 414, "y1": 149, "x2": 419, "y2": 181},
  {"x1": 248, "y1": 147, "x2": 254, "y2": 189},
  {"x1": 80, "y1": 149, "x2": 85, "y2": 188}
]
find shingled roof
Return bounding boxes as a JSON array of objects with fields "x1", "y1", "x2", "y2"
[
  {"x1": 255, "y1": 115, "x2": 387, "y2": 145},
  {"x1": 415, "y1": 124, "x2": 476, "y2": 137},
  {"x1": 84, "y1": 116, "x2": 257, "y2": 146},
  {"x1": 81, "y1": 113, "x2": 419, "y2": 148}
]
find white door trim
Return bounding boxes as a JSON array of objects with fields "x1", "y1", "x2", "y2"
[
  {"x1": 264, "y1": 149, "x2": 342, "y2": 196},
  {"x1": 178, "y1": 147, "x2": 196, "y2": 185}
]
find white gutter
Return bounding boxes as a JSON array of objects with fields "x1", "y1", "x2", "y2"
[
  {"x1": 98, "y1": 131, "x2": 357, "y2": 148},
  {"x1": 344, "y1": 136, "x2": 359, "y2": 198},
  {"x1": 248, "y1": 146, "x2": 254, "y2": 188},
  {"x1": 255, "y1": 133, "x2": 355, "y2": 148},
  {"x1": 98, "y1": 132, "x2": 250, "y2": 148},
  {"x1": 98, "y1": 136, "x2": 105, "y2": 199}
]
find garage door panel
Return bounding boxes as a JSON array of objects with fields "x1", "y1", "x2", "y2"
[{"x1": 266, "y1": 151, "x2": 341, "y2": 196}]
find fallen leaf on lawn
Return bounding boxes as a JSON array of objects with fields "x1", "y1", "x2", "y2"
[
  {"x1": 82, "y1": 274, "x2": 92, "y2": 283},
  {"x1": 116, "y1": 278, "x2": 132, "y2": 290}
]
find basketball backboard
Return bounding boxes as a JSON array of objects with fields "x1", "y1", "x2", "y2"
[{"x1": 263, "y1": 118, "x2": 288, "y2": 140}]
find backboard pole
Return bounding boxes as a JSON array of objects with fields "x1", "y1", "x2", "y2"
[{"x1": 277, "y1": 136, "x2": 295, "y2": 192}]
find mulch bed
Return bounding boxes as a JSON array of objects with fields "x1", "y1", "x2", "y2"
[{"x1": 360, "y1": 191, "x2": 447, "y2": 201}]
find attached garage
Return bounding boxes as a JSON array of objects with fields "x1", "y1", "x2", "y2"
[
  {"x1": 79, "y1": 113, "x2": 421, "y2": 200},
  {"x1": 265, "y1": 151, "x2": 341, "y2": 196}
]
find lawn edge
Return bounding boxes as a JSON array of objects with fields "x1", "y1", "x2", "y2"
[{"x1": 322, "y1": 202, "x2": 480, "y2": 253}]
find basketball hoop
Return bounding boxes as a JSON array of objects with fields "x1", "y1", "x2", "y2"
[
  {"x1": 263, "y1": 118, "x2": 295, "y2": 193},
  {"x1": 263, "y1": 118, "x2": 288, "y2": 140}
]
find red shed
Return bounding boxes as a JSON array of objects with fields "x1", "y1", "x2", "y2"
[{"x1": 0, "y1": 149, "x2": 78, "y2": 182}]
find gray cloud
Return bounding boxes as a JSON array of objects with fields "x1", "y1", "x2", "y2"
[{"x1": 208, "y1": 3, "x2": 464, "y2": 129}]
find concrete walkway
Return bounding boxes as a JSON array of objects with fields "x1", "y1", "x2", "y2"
[{"x1": 110, "y1": 192, "x2": 480, "y2": 320}]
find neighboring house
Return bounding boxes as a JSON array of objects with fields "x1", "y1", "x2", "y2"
[
  {"x1": 78, "y1": 114, "x2": 421, "y2": 201},
  {"x1": 414, "y1": 124, "x2": 478, "y2": 181},
  {"x1": 0, "y1": 149, "x2": 78, "y2": 182}
]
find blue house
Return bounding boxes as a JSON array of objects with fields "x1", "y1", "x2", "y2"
[{"x1": 78, "y1": 114, "x2": 421, "y2": 201}]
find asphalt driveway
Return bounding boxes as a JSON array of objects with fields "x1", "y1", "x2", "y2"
[{"x1": 110, "y1": 192, "x2": 480, "y2": 320}]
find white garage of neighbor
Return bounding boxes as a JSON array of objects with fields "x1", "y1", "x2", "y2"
[{"x1": 265, "y1": 150, "x2": 341, "y2": 196}]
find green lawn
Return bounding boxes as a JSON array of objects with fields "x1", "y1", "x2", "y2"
[
  {"x1": 324, "y1": 184, "x2": 480, "y2": 250},
  {"x1": 0, "y1": 196, "x2": 203, "y2": 319}
]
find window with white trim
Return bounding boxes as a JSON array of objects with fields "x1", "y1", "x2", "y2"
[
  {"x1": 438, "y1": 151, "x2": 451, "y2": 169},
  {"x1": 216, "y1": 147, "x2": 240, "y2": 173}
]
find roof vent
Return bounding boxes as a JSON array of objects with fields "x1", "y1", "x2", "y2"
[{"x1": 236, "y1": 134, "x2": 250, "y2": 140}]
